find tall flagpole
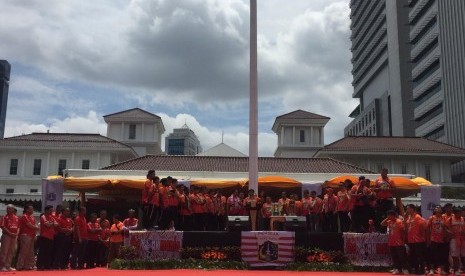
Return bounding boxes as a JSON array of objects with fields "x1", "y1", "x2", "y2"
[{"x1": 249, "y1": 0, "x2": 258, "y2": 193}]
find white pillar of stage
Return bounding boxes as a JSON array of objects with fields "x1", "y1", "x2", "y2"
[{"x1": 248, "y1": 0, "x2": 258, "y2": 193}]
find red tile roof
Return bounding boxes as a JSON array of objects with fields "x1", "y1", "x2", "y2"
[
  {"x1": 102, "y1": 155, "x2": 374, "y2": 174},
  {"x1": 321, "y1": 136, "x2": 465, "y2": 154},
  {"x1": 1, "y1": 133, "x2": 135, "y2": 150}
]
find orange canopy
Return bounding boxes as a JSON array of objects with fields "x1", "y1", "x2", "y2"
[
  {"x1": 255, "y1": 176, "x2": 301, "y2": 188},
  {"x1": 324, "y1": 175, "x2": 359, "y2": 189}
]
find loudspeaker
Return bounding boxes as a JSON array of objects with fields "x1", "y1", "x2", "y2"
[
  {"x1": 284, "y1": 216, "x2": 307, "y2": 231},
  {"x1": 227, "y1": 216, "x2": 250, "y2": 231}
]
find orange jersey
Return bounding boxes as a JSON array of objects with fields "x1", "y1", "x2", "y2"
[
  {"x1": 323, "y1": 194, "x2": 338, "y2": 213},
  {"x1": 449, "y1": 216, "x2": 465, "y2": 240},
  {"x1": 428, "y1": 215, "x2": 446, "y2": 243},
  {"x1": 190, "y1": 193, "x2": 205, "y2": 214},
  {"x1": 294, "y1": 200, "x2": 303, "y2": 216},
  {"x1": 262, "y1": 203, "x2": 273, "y2": 218},
  {"x1": 406, "y1": 214, "x2": 426, "y2": 243},
  {"x1": 301, "y1": 197, "x2": 311, "y2": 216},
  {"x1": 309, "y1": 197, "x2": 323, "y2": 214},
  {"x1": 387, "y1": 219, "x2": 405, "y2": 247},
  {"x1": 336, "y1": 191, "x2": 351, "y2": 212},
  {"x1": 110, "y1": 222, "x2": 124, "y2": 243},
  {"x1": 375, "y1": 177, "x2": 394, "y2": 199},
  {"x1": 142, "y1": 179, "x2": 152, "y2": 204},
  {"x1": 215, "y1": 196, "x2": 227, "y2": 216},
  {"x1": 179, "y1": 194, "x2": 192, "y2": 216}
]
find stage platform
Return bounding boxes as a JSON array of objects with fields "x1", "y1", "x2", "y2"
[{"x1": 182, "y1": 231, "x2": 343, "y2": 251}]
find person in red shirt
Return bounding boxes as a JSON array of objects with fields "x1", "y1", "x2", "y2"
[
  {"x1": 54, "y1": 208, "x2": 73, "y2": 270},
  {"x1": 350, "y1": 176, "x2": 372, "y2": 233},
  {"x1": 71, "y1": 206, "x2": 87, "y2": 269},
  {"x1": 381, "y1": 210, "x2": 409, "y2": 275},
  {"x1": 97, "y1": 220, "x2": 110, "y2": 267},
  {"x1": 244, "y1": 189, "x2": 260, "y2": 231},
  {"x1": 302, "y1": 190, "x2": 312, "y2": 230},
  {"x1": 405, "y1": 204, "x2": 427, "y2": 275},
  {"x1": 37, "y1": 205, "x2": 58, "y2": 270},
  {"x1": 17, "y1": 204, "x2": 39, "y2": 271},
  {"x1": 308, "y1": 191, "x2": 323, "y2": 232},
  {"x1": 178, "y1": 185, "x2": 193, "y2": 231},
  {"x1": 123, "y1": 209, "x2": 139, "y2": 246},
  {"x1": 227, "y1": 189, "x2": 241, "y2": 216},
  {"x1": 0, "y1": 204, "x2": 19, "y2": 271},
  {"x1": 142, "y1": 170, "x2": 155, "y2": 230},
  {"x1": 293, "y1": 194, "x2": 303, "y2": 216},
  {"x1": 322, "y1": 188, "x2": 338, "y2": 232},
  {"x1": 374, "y1": 168, "x2": 394, "y2": 224},
  {"x1": 427, "y1": 205, "x2": 450, "y2": 275},
  {"x1": 86, "y1": 213, "x2": 102, "y2": 268},
  {"x1": 336, "y1": 185, "x2": 351, "y2": 233},
  {"x1": 261, "y1": 196, "x2": 273, "y2": 231},
  {"x1": 448, "y1": 208, "x2": 465, "y2": 275},
  {"x1": 205, "y1": 189, "x2": 218, "y2": 231},
  {"x1": 278, "y1": 192, "x2": 290, "y2": 215}
]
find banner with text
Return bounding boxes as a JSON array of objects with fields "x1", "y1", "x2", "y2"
[
  {"x1": 130, "y1": 231, "x2": 183, "y2": 260},
  {"x1": 241, "y1": 231, "x2": 294, "y2": 267},
  {"x1": 343, "y1": 233, "x2": 391, "y2": 266}
]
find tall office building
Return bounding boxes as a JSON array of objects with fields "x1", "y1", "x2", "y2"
[
  {"x1": 344, "y1": 0, "x2": 414, "y2": 137},
  {"x1": 165, "y1": 124, "x2": 202, "y2": 155},
  {"x1": 0, "y1": 60, "x2": 11, "y2": 139},
  {"x1": 408, "y1": 0, "x2": 465, "y2": 180}
]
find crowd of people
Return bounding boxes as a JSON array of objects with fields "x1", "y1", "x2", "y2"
[
  {"x1": 140, "y1": 168, "x2": 397, "y2": 233},
  {"x1": 385, "y1": 203, "x2": 465, "y2": 275},
  {"x1": 2, "y1": 168, "x2": 463, "y2": 274},
  {"x1": 0, "y1": 204, "x2": 138, "y2": 271}
]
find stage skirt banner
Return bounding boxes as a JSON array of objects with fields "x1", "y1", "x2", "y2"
[
  {"x1": 129, "y1": 231, "x2": 183, "y2": 260},
  {"x1": 343, "y1": 233, "x2": 391, "y2": 266},
  {"x1": 241, "y1": 231, "x2": 294, "y2": 267}
]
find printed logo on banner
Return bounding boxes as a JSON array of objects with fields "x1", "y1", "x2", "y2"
[
  {"x1": 130, "y1": 231, "x2": 183, "y2": 260},
  {"x1": 241, "y1": 231, "x2": 294, "y2": 267},
  {"x1": 47, "y1": 193, "x2": 56, "y2": 201},
  {"x1": 258, "y1": 241, "x2": 278, "y2": 262},
  {"x1": 343, "y1": 233, "x2": 391, "y2": 267}
]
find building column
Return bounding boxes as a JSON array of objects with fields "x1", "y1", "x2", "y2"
[
  {"x1": 141, "y1": 123, "x2": 145, "y2": 142},
  {"x1": 367, "y1": 158, "x2": 371, "y2": 170},
  {"x1": 46, "y1": 151, "x2": 51, "y2": 176},
  {"x1": 292, "y1": 127, "x2": 296, "y2": 145},
  {"x1": 310, "y1": 127, "x2": 314, "y2": 146},
  {"x1": 439, "y1": 159, "x2": 444, "y2": 183},
  {"x1": 320, "y1": 127, "x2": 324, "y2": 146},
  {"x1": 390, "y1": 159, "x2": 395, "y2": 174},
  {"x1": 21, "y1": 151, "x2": 26, "y2": 177},
  {"x1": 96, "y1": 152, "x2": 101, "y2": 169},
  {"x1": 280, "y1": 126, "x2": 284, "y2": 145},
  {"x1": 71, "y1": 152, "x2": 75, "y2": 169},
  {"x1": 415, "y1": 160, "x2": 419, "y2": 176},
  {"x1": 120, "y1": 122, "x2": 125, "y2": 140}
]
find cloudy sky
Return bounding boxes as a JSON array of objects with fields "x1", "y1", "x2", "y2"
[{"x1": 1, "y1": 0, "x2": 356, "y2": 156}]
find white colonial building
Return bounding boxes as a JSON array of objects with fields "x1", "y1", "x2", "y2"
[
  {"x1": 0, "y1": 133, "x2": 137, "y2": 196},
  {"x1": 104, "y1": 108, "x2": 165, "y2": 156},
  {"x1": 272, "y1": 110, "x2": 330, "y2": 158}
]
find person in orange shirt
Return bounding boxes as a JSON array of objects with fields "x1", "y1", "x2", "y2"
[
  {"x1": 108, "y1": 214, "x2": 124, "y2": 262},
  {"x1": 159, "y1": 178, "x2": 171, "y2": 229},
  {"x1": 244, "y1": 189, "x2": 260, "y2": 231},
  {"x1": 261, "y1": 196, "x2": 273, "y2": 231},
  {"x1": 190, "y1": 186, "x2": 205, "y2": 231},
  {"x1": 178, "y1": 185, "x2": 193, "y2": 231},
  {"x1": 86, "y1": 213, "x2": 102, "y2": 268},
  {"x1": 17, "y1": 204, "x2": 39, "y2": 271},
  {"x1": 322, "y1": 188, "x2": 338, "y2": 232},
  {"x1": 336, "y1": 185, "x2": 351, "y2": 233},
  {"x1": 293, "y1": 194, "x2": 303, "y2": 217},
  {"x1": 448, "y1": 208, "x2": 465, "y2": 275},
  {"x1": 37, "y1": 205, "x2": 58, "y2": 270},
  {"x1": 308, "y1": 191, "x2": 322, "y2": 232},
  {"x1": 278, "y1": 192, "x2": 290, "y2": 215},
  {"x1": 142, "y1": 170, "x2": 155, "y2": 230},
  {"x1": 97, "y1": 220, "x2": 110, "y2": 267},
  {"x1": 350, "y1": 176, "x2": 372, "y2": 232},
  {"x1": 427, "y1": 205, "x2": 450, "y2": 275},
  {"x1": 381, "y1": 210, "x2": 409, "y2": 275},
  {"x1": 0, "y1": 204, "x2": 19, "y2": 272},
  {"x1": 227, "y1": 189, "x2": 241, "y2": 216},
  {"x1": 301, "y1": 190, "x2": 312, "y2": 230},
  {"x1": 205, "y1": 189, "x2": 218, "y2": 231},
  {"x1": 374, "y1": 168, "x2": 394, "y2": 225},
  {"x1": 215, "y1": 190, "x2": 227, "y2": 231},
  {"x1": 405, "y1": 204, "x2": 427, "y2": 275}
]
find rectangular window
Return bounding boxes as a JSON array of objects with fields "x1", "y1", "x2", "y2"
[
  {"x1": 9, "y1": 159, "x2": 18, "y2": 175},
  {"x1": 299, "y1": 130, "x2": 305, "y2": 143},
  {"x1": 129, "y1": 124, "x2": 136, "y2": 139},
  {"x1": 401, "y1": 164, "x2": 408, "y2": 175},
  {"x1": 82, "y1": 160, "x2": 90, "y2": 170},
  {"x1": 30, "y1": 189, "x2": 38, "y2": 193},
  {"x1": 425, "y1": 164, "x2": 432, "y2": 181},
  {"x1": 33, "y1": 159, "x2": 42, "y2": 175},
  {"x1": 6, "y1": 188, "x2": 14, "y2": 194},
  {"x1": 58, "y1": 159, "x2": 67, "y2": 176}
]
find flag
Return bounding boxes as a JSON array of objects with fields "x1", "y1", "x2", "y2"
[{"x1": 241, "y1": 231, "x2": 294, "y2": 267}]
